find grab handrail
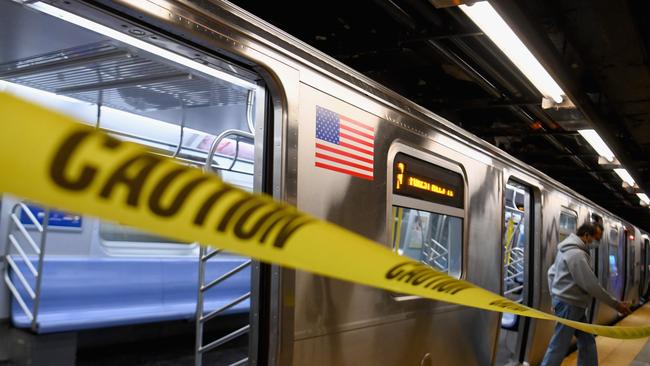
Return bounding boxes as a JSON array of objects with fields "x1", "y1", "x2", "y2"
[{"x1": 3, "y1": 203, "x2": 49, "y2": 331}]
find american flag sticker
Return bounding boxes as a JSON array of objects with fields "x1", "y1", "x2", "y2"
[{"x1": 315, "y1": 106, "x2": 375, "y2": 180}]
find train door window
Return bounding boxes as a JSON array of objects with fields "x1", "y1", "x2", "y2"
[
  {"x1": 96, "y1": 118, "x2": 256, "y2": 255},
  {"x1": 390, "y1": 152, "x2": 464, "y2": 279},
  {"x1": 609, "y1": 228, "x2": 620, "y2": 278},
  {"x1": 607, "y1": 227, "x2": 625, "y2": 299},
  {"x1": 626, "y1": 236, "x2": 639, "y2": 294},
  {"x1": 559, "y1": 210, "x2": 578, "y2": 242},
  {"x1": 392, "y1": 207, "x2": 462, "y2": 275}
]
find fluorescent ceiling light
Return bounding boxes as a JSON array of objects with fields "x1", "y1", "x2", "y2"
[
  {"x1": 637, "y1": 193, "x2": 650, "y2": 205},
  {"x1": 459, "y1": 2, "x2": 565, "y2": 104},
  {"x1": 577, "y1": 129, "x2": 616, "y2": 163},
  {"x1": 28, "y1": 2, "x2": 257, "y2": 90},
  {"x1": 614, "y1": 168, "x2": 636, "y2": 186}
]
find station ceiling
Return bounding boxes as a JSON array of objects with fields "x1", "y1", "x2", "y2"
[{"x1": 230, "y1": 0, "x2": 650, "y2": 230}]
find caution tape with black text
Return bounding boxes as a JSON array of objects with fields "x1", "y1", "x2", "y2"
[{"x1": 0, "y1": 92, "x2": 648, "y2": 339}]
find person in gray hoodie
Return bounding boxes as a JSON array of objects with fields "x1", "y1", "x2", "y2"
[{"x1": 541, "y1": 222, "x2": 631, "y2": 366}]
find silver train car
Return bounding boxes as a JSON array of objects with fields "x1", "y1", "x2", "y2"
[{"x1": 1, "y1": 1, "x2": 650, "y2": 365}]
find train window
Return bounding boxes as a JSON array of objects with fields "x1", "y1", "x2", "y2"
[
  {"x1": 0, "y1": 2, "x2": 265, "y2": 363},
  {"x1": 97, "y1": 117, "x2": 255, "y2": 254},
  {"x1": 609, "y1": 228, "x2": 620, "y2": 277},
  {"x1": 559, "y1": 210, "x2": 578, "y2": 241},
  {"x1": 390, "y1": 151, "x2": 465, "y2": 279},
  {"x1": 392, "y1": 207, "x2": 462, "y2": 276}
]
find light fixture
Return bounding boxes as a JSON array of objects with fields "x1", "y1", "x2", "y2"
[
  {"x1": 614, "y1": 168, "x2": 636, "y2": 186},
  {"x1": 28, "y1": 2, "x2": 257, "y2": 91},
  {"x1": 637, "y1": 193, "x2": 650, "y2": 206},
  {"x1": 459, "y1": 2, "x2": 566, "y2": 104},
  {"x1": 577, "y1": 129, "x2": 616, "y2": 163}
]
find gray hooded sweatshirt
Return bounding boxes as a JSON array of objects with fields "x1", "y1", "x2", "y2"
[{"x1": 547, "y1": 233, "x2": 618, "y2": 309}]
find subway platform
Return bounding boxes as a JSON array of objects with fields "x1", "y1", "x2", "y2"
[{"x1": 562, "y1": 303, "x2": 650, "y2": 366}]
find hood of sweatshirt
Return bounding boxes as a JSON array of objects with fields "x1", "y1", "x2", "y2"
[{"x1": 558, "y1": 233, "x2": 588, "y2": 254}]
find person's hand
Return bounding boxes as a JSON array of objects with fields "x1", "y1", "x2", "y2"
[{"x1": 615, "y1": 301, "x2": 632, "y2": 315}]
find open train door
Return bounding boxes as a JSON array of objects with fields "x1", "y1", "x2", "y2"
[
  {"x1": 0, "y1": 1, "x2": 283, "y2": 365},
  {"x1": 495, "y1": 178, "x2": 537, "y2": 365}
]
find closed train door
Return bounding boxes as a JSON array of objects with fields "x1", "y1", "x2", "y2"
[
  {"x1": 595, "y1": 222, "x2": 626, "y2": 324},
  {"x1": 624, "y1": 227, "x2": 642, "y2": 305},
  {"x1": 641, "y1": 236, "x2": 650, "y2": 301}
]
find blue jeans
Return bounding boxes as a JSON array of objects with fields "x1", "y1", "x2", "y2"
[{"x1": 540, "y1": 298, "x2": 597, "y2": 366}]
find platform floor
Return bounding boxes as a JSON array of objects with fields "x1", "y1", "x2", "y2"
[{"x1": 561, "y1": 303, "x2": 650, "y2": 366}]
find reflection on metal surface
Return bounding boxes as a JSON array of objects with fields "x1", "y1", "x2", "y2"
[
  {"x1": 28, "y1": 2, "x2": 258, "y2": 90},
  {"x1": 0, "y1": 42, "x2": 250, "y2": 115}
]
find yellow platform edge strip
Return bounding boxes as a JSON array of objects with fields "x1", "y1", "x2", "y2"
[{"x1": 0, "y1": 92, "x2": 647, "y2": 339}]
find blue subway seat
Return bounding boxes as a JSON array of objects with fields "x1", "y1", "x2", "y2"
[{"x1": 9, "y1": 257, "x2": 250, "y2": 333}]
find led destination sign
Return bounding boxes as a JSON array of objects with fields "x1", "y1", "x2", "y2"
[
  {"x1": 393, "y1": 153, "x2": 464, "y2": 208},
  {"x1": 401, "y1": 174, "x2": 455, "y2": 198}
]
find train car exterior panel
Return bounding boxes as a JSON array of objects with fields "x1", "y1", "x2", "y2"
[{"x1": 291, "y1": 79, "x2": 503, "y2": 364}]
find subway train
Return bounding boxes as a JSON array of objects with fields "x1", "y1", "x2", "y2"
[{"x1": 1, "y1": 1, "x2": 649, "y2": 365}]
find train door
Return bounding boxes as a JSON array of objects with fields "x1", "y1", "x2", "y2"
[
  {"x1": 593, "y1": 221, "x2": 626, "y2": 324},
  {"x1": 388, "y1": 149, "x2": 465, "y2": 365},
  {"x1": 642, "y1": 236, "x2": 650, "y2": 301},
  {"x1": 559, "y1": 209, "x2": 578, "y2": 242},
  {"x1": 639, "y1": 234, "x2": 649, "y2": 303},
  {"x1": 587, "y1": 212, "x2": 602, "y2": 322},
  {"x1": 0, "y1": 1, "x2": 274, "y2": 364},
  {"x1": 607, "y1": 226, "x2": 625, "y2": 302},
  {"x1": 496, "y1": 179, "x2": 534, "y2": 365},
  {"x1": 623, "y1": 228, "x2": 641, "y2": 305}
]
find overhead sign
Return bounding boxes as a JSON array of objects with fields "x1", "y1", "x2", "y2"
[{"x1": 394, "y1": 153, "x2": 464, "y2": 209}]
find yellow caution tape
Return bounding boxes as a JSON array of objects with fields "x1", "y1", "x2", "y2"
[{"x1": 0, "y1": 92, "x2": 648, "y2": 339}]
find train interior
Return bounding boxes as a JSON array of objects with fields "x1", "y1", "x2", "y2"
[
  {"x1": 0, "y1": 0, "x2": 263, "y2": 363},
  {"x1": 495, "y1": 181, "x2": 532, "y2": 365}
]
